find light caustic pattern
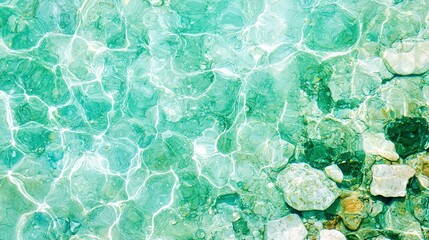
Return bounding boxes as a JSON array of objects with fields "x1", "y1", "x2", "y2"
[{"x1": 0, "y1": 0, "x2": 429, "y2": 239}]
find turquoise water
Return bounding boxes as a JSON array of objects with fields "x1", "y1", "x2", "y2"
[{"x1": 0, "y1": 0, "x2": 429, "y2": 239}]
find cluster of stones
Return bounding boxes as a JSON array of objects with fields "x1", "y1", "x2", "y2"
[{"x1": 0, "y1": 0, "x2": 428, "y2": 239}]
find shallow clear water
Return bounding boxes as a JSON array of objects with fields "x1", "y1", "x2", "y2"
[{"x1": 0, "y1": 0, "x2": 429, "y2": 239}]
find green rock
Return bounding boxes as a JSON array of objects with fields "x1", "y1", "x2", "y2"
[
  {"x1": 98, "y1": 140, "x2": 137, "y2": 174},
  {"x1": 0, "y1": 57, "x2": 70, "y2": 105},
  {"x1": 410, "y1": 194, "x2": 429, "y2": 228},
  {"x1": 294, "y1": 53, "x2": 332, "y2": 96},
  {"x1": 379, "y1": 7, "x2": 425, "y2": 46},
  {"x1": 317, "y1": 85, "x2": 334, "y2": 113},
  {"x1": 302, "y1": 140, "x2": 335, "y2": 169},
  {"x1": 170, "y1": 0, "x2": 230, "y2": 33},
  {"x1": 173, "y1": 71, "x2": 215, "y2": 97},
  {"x1": 115, "y1": 202, "x2": 146, "y2": 239},
  {"x1": 245, "y1": 71, "x2": 284, "y2": 122},
  {"x1": 69, "y1": 166, "x2": 107, "y2": 209},
  {"x1": 199, "y1": 154, "x2": 234, "y2": 186},
  {"x1": 106, "y1": 120, "x2": 156, "y2": 148},
  {"x1": 0, "y1": 146, "x2": 23, "y2": 170},
  {"x1": 336, "y1": 151, "x2": 365, "y2": 189},
  {"x1": 203, "y1": 74, "x2": 241, "y2": 120},
  {"x1": 78, "y1": 206, "x2": 117, "y2": 237},
  {"x1": 11, "y1": 97, "x2": 49, "y2": 126},
  {"x1": 176, "y1": 172, "x2": 212, "y2": 215},
  {"x1": 75, "y1": 89, "x2": 111, "y2": 131},
  {"x1": 384, "y1": 117, "x2": 429, "y2": 158},
  {"x1": 0, "y1": 3, "x2": 56, "y2": 49},
  {"x1": 135, "y1": 172, "x2": 176, "y2": 215},
  {"x1": 79, "y1": 1, "x2": 126, "y2": 48},
  {"x1": 172, "y1": 36, "x2": 211, "y2": 72},
  {"x1": 125, "y1": 79, "x2": 159, "y2": 119},
  {"x1": 217, "y1": 128, "x2": 238, "y2": 154},
  {"x1": 0, "y1": 178, "x2": 34, "y2": 240},
  {"x1": 232, "y1": 217, "x2": 250, "y2": 236},
  {"x1": 22, "y1": 212, "x2": 53, "y2": 239},
  {"x1": 61, "y1": 131, "x2": 94, "y2": 153},
  {"x1": 15, "y1": 127, "x2": 52, "y2": 156},
  {"x1": 65, "y1": 38, "x2": 103, "y2": 81},
  {"x1": 216, "y1": 193, "x2": 241, "y2": 206},
  {"x1": 304, "y1": 4, "x2": 360, "y2": 51},
  {"x1": 12, "y1": 157, "x2": 59, "y2": 201},
  {"x1": 142, "y1": 134, "x2": 193, "y2": 172},
  {"x1": 54, "y1": 103, "x2": 89, "y2": 130},
  {"x1": 384, "y1": 201, "x2": 423, "y2": 239}
]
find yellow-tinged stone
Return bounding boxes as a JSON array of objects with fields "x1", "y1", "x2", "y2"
[
  {"x1": 406, "y1": 152, "x2": 429, "y2": 189},
  {"x1": 341, "y1": 194, "x2": 363, "y2": 215}
]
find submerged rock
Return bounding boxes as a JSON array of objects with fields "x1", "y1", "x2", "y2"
[
  {"x1": 318, "y1": 229, "x2": 346, "y2": 240},
  {"x1": 407, "y1": 152, "x2": 429, "y2": 189},
  {"x1": 336, "y1": 151, "x2": 366, "y2": 189},
  {"x1": 277, "y1": 163, "x2": 341, "y2": 211},
  {"x1": 341, "y1": 193, "x2": 364, "y2": 215},
  {"x1": 324, "y1": 164, "x2": 344, "y2": 183},
  {"x1": 384, "y1": 201, "x2": 423, "y2": 239},
  {"x1": 265, "y1": 214, "x2": 307, "y2": 240},
  {"x1": 382, "y1": 41, "x2": 429, "y2": 75},
  {"x1": 362, "y1": 132, "x2": 399, "y2": 161},
  {"x1": 304, "y1": 4, "x2": 359, "y2": 52},
  {"x1": 302, "y1": 140, "x2": 335, "y2": 169},
  {"x1": 339, "y1": 192, "x2": 365, "y2": 230},
  {"x1": 384, "y1": 117, "x2": 429, "y2": 158},
  {"x1": 2, "y1": 0, "x2": 429, "y2": 239},
  {"x1": 370, "y1": 164, "x2": 415, "y2": 197}
]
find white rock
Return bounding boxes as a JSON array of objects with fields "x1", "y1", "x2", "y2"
[
  {"x1": 370, "y1": 164, "x2": 415, "y2": 197},
  {"x1": 277, "y1": 163, "x2": 341, "y2": 211},
  {"x1": 417, "y1": 175, "x2": 429, "y2": 189},
  {"x1": 324, "y1": 164, "x2": 344, "y2": 183},
  {"x1": 382, "y1": 41, "x2": 429, "y2": 75},
  {"x1": 318, "y1": 229, "x2": 346, "y2": 240},
  {"x1": 266, "y1": 214, "x2": 307, "y2": 240},
  {"x1": 362, "y1": 132, "x2": 399, "y2": 161},
  {"x1": 149, "y1": 0, "x2": 163, "y2": 6}
]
